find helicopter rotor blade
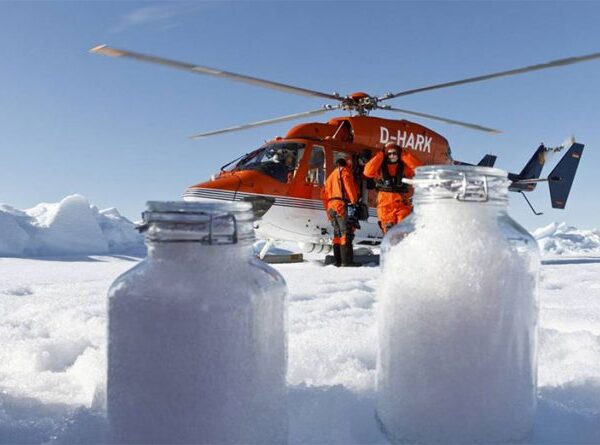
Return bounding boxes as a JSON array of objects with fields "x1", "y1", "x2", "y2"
[
  {"x1": 90, "y1": 45, "x2": 341, "y2": 101},
  {"x1": 190, "y1": 106, "x2": 340, "y2": 139},
  {"x1": 379, "y1": 51, "x2": 600, "y2": 101},
  {"x1": 379, "y1": 105, "x2": 501, "y2": 134}
]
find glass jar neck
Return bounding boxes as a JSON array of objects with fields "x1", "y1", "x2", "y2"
[
  {"x1": 146, "y1": 239, "x2": 253, "y2": 261},
  {"x1": 139, "y1": 201, "x2": 255, "y2": 260},
  {"x1": 412, "y1": 202, "x2": 508, "y2": 226},
  {"x1": 409, "y1": 165, "x2": 510, "y2": 210}
]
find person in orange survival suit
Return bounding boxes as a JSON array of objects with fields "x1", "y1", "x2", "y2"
[
  {"x1": 322, "y1": 158, "x2": 360, "y2": 267},
  {"x1": 363, "y1": 142, "x2": 423, "y2": 233}
]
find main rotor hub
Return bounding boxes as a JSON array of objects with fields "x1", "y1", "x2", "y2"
[{"x1": 342, "y1": 92, "x2": 378, "y2": 115}]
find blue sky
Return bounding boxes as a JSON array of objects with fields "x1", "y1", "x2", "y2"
[{"x1": 1, "y1": 0, "x2": 599, "y2": 230}]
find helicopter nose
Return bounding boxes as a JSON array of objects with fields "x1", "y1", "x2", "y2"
[
  {"x1": 183, "y1": 173, "x2": 275, "y2": 218},
  {"x1": 183, "y1": 174, "x2": 242, "y2": 202}
]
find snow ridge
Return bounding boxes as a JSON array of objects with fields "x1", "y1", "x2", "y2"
[
  {"x1": 0, "y1": 195, "x2": 143, "y2": 257},
  {"x1": 533, "y1": 222, "x2": 600, "y2": 256},
  {"x1": 1, "y1": 195, "x2": 599, "y2": 258}
]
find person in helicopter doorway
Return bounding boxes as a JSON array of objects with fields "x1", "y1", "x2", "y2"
[
  {"x1": 363, "y1": 142, "x2": 423, "y2": 233},
  {"x1": 268, "y1": 148, "x2": 297, "y2": 183},
  {"x1": 322, "y1": 158, "x2": 360, "y2": 267}
]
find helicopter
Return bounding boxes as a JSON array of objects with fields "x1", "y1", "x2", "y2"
[{"x1": 91, "y1": 45, "x2": 591, "y2": 254}]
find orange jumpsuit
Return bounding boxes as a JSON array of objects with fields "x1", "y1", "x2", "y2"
[
  {"x1": 322, "y1": 165, "x2": 359, "y2": 245},
  {"x1": 363, "y1": 150, "x2": 423, "y2": 232}
]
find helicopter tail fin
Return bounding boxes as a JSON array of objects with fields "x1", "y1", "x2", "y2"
[
  {"x1": 509, "y1": 141, "x2": 585, "y2": 212},
  {"x1": 547, "y1": 142, "x2": 584, "y2": 209},
  {"x1": 508, "y1": 143, "x2": 554, "y2": 193},
  {"x1": 452, "y1": 154, "x2": 497, "y2": 167},
  {"x1": 514, "y1": 143, "x2": 547, "y2": 189},
  {"x1": 477, "y1": 154, "x2": 497, "y2": 167}
]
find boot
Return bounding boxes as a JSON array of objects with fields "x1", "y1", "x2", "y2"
[
  {"x1": 333, "y1": 244, "x2": 342, "y2": 267},
  {"x1": 341, "y1": 243, "x2": 360, "y2": 267}
]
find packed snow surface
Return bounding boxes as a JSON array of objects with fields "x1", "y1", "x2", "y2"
[
  {"x1": 1, "y1": 253, "x2": 600, "y2": 443},
  {"x1": 1, "y1": 197, "x2": 600, "y2": 443}
]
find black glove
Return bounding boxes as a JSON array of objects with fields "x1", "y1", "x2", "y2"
[
  {"x1": 347, "y1": 204, "x2": 358, "y2": 219},
  {"x1": 346, "y1": 204, "x2": 361, "y2": 230}
]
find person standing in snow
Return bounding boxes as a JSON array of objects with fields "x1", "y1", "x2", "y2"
[
  {"x1": 322, "y1": 158, "x2": 360, "y2": 267},
  {"x1": 363, "y1": 142, "x2": 423, "y2": 233}
]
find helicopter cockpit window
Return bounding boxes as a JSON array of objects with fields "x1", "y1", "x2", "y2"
[
  {"x1": 306, "y1": 146, "x2": 325, "y2": 186},
  {"x1": 235, "y1": 142, "x2": 305, "y2": 183}
]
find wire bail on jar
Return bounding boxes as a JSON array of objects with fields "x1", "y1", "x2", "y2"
[
  {"x1": 404, "y1": 165, "x2": 510, "y2": 205},
  {"x1": 456, "y1": 172, "x2": 489, "y2": 202},
  {"x1": 138, "y1": 201, "x2": 254, "y2": 245}
]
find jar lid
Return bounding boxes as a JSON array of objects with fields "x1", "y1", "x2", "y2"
[
  {"x1": 145, "y1": 201, "x2": 252, "y2": 215},
  {"x1": 408, "y1": 165, "x2": 510, "y2": 203},
  {"x1": 140, "y1": 201, "x2": 254, "y2": 244}
]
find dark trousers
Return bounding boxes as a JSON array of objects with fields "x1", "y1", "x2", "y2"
[
  {"x1": 328, "y1": 209, "x2": 357, "y2": 267},
  {"x1": 328, "y1": 209, "x2": 350, "y2": 245}
]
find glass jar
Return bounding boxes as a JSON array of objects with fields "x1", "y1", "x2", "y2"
[
  {"x1": 107, "y1": 201, "x2": 288, "y2": 444},
  {"x1": 376, "y1": 165, "x2": 539, "y2": 444}
]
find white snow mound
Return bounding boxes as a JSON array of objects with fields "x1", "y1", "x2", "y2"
[
  {"x1": 534, "y1": 222, "x2": 600, "y2": 256},
  {"x1": 96, "y1": 206, "x2": 144, "y2": 253},
  {"x1": 0, "y1": 209, "x2": 30, "y2": 256},
  {"x1": 0, "y1": 195, "x2": 143, "y2": 257},
  {"x1": 27, "y1": 195, "x2": 109, "y2": 255}
]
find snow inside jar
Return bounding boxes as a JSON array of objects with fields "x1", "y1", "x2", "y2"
[
  {"x1": 376, "y1": 165, "x2": 540, "y2": 444},
  {"x1": 107, "y1": 201, "x2": 288, "y2": 444}
]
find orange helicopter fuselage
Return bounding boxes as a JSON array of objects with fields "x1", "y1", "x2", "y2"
[{"x1": 184, "y1": 115, "x2": 452, "y2": 246}]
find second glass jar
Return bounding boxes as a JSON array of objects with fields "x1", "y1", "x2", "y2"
[{"x1": 376, "y1": 165, "x2": 540, "y2": 444}]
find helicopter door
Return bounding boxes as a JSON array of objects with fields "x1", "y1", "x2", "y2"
[{"x1": 274, "y1": 144, "x2": 327, "y2": 240}]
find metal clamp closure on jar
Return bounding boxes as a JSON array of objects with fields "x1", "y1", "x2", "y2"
[
  {"x1": 137, "y1": 201, "x2": 254, "y2": 245},
  {"x1": 456, "y1": 173, "x2": 489, "y2": 202},
  {"x1": 404, "y1": 165, "x2": 509, "y2": 205},
  {"x1": 138, "y1": 211, "x2": 238, "y2": 245}
]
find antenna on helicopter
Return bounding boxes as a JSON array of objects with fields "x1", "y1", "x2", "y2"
[{"x1": 91, "y1": 45, "x2": 600, "y2": 138}]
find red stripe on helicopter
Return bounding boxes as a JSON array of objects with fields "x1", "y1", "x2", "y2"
[{"x1": 183, "y1": 188, "x2": 377, "y2": 216}]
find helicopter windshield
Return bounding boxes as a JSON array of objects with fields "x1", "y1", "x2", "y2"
[{"x1": 233, "y1": 142, "x2": 305, "y2": 183}]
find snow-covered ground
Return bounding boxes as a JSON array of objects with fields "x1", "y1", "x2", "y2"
[
  {"x1": 1, "y1": 196, "x2": 600, "y2": 443},
  {"x1": 1, "y1": 255, "x2": 600, "y2": 443}
]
